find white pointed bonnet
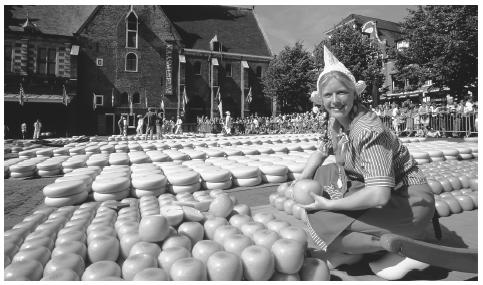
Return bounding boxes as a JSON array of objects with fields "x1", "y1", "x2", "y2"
[{"x1": 310, "y1": 46, "x2": 366, "y2": 105}]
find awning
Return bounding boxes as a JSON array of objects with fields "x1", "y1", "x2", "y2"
[
  {"x1": 4, "y1": 93, "x2": 71, "y2": 104},
  {"x1": 211, "y1": 58, "x2": 219, "y2": 66},
  {"x1": 241, "y1": 60, "x2": 249, "y2": 68},
  {"x1": 179, "y1": 54, "x2": 186, "y2": 63}
]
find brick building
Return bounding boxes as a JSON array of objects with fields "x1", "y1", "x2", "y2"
[
  {"x1": 4, "y1": 5, "x2": 94, "y2": 138},
  {"x1": 326, "y1": 14, "x2": 434, "y2": 104},
  {"x1": 76, "y1": 5, "x2": 272, "y2": 135}
]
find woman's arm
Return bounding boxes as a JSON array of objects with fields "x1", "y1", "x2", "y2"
[
  {"x1": 302, "y1": 185, "x2": 391, "y2": 211},
  {"x1": 298, "y1": 150, "x2": 328, "y2": 180}
]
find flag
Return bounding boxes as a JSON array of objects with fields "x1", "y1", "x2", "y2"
[
  {"x1": 246, "y1": 87, "x2": 253, "y2": 103},
  {"x1": 129, "y1": 94, "x2": 133, "y2": 115},
  {"x1": 216, "y1": 87, "x2": 221, "y2": 103},
  {"x1": 62, "y1": 84, "x2": 68, "y2": 106},
  {"x1": 218, "y1": 99, "x2": 223, "y2": 119},
  {"x1": 93, "y1": 92, "x2": 96, "y2": 110},
  {"x1": 19, "y1": 83, "x2": 25, "y2": 106},
  {"x1": 160, "y1": 99, "x2": 165, "y2": 112},
  {"x1": 182, "y1": 86, "x2": 189, "y2": 104}
]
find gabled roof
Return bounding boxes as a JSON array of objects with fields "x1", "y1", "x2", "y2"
[
  {"x1": 327, "y1": 14, "x2": 402, "y2": 34},
  {"x1": 161, "y1": 5, "x2": 272, "y2": 57},
  {"x1": 5, "y1": 5, "x2": 95, "y2": 37}
]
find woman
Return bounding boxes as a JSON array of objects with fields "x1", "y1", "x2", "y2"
[
  {"x1": 298, "y1": 47, "x2": 435, "y2": 276},
  {"x1": 136, "y1": 115, "x2": 144, "y2": 135}
]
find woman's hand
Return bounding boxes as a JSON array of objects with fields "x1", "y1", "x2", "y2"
[{"x1": 298, "y1": 192, "x2": 333, "y2": 211}]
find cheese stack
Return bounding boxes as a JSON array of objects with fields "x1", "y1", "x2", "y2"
[
  {"x1": 9, "y1": 159, "x2": 39, "y2": 178},
  {"x1": 128, "y1": 151, "x2": 151, "y2": 164},
  {"x1": 99, "y1": 144, "x2": 115, "y2": 154},
  {"x1": 163, "y1": 150, "x2": 190, "y2": 162},
  {"x1": 62, "y1": 155, "x2": 89, "y2": 173},
  {"x1": 36, "y1": 156, "x2": 69, "y2": 177},
  {"x1": 69, "y1": 147, "x2": 86, "y2": 156},
  {"x1": 131, "y1": 168, "x2": 167, "y2": 198},
  {"x1": 229, "y1": 165, "x2": 262, "y2": 187},
  {"x1": 36, "y1": 148, "x2": 54, "y2": 158},
  {"x1": 91, "y1": 175, "x2": 130, "y2": 202},
  {"x1": 199, "y1": 167, "x2": 232, "y2": 190},
  {"x1": 86, "y1": 154, "x2": 109, "y2": 168},
  {"x1": 43, "y1": 180, "x2": 89, "y2": 207},
  {"x1": 108, "y1": 153, "x2": 130, "y2": 165},
  {"x1": 145, "y1": 150, "x2": 171, "y2": 162},
  {"x1": 85, "y1": 145, "x2": 101, "y2": 156},
  {"x1": 114, "y1": 144, "x2": 129, "y2": 153},
  {"x1": 259, "y1": 164, "x2": 288, "y2": 183},
  {"x1": 53, "y1": 147, "x2": 71, "y2": 157},
  {"x1": 164, "y1": 168, "x2": 201, "y2": 194},
  {"x1": 18, "y1": 149, "x2": 37, "y2": 159}
]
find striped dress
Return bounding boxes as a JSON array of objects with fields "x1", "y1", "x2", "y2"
[{"x1": 305, "y1": 111, "x2": 434, "y2": 251}]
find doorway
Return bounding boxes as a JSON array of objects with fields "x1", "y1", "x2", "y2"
[{"x1": 105, "y1": 113, "x2": 115, "y2": 135}]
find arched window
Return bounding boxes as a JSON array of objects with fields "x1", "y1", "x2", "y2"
[
  {"x1": 126, "y1": 11, "x2": 138, "y2": 48},
  {"x1": 193, "y1": 61, "x2": 201, "y2": 75},
  {"x1": 132, "y1": 92, "x2": 140, "y2": 104},
  {"x1": 121, "y1": 92, "x2": 129, "y2": 105},
  {"x1": 256, "y1": 66, "x2": 262, "y2": 78},
  {"x1": 125, "y1": 53, "x2": 137, "y2": 72}
]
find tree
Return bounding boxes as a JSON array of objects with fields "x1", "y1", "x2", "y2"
[
  {"x1": 395, "y1": 5, "x2": 477, "y2": 98},
  {"x1": 314, "y1": 24, "x2": 385, "y2": 104},
  {"x1": 262, "y1": 42, "x2": 317, "y2": 115}
]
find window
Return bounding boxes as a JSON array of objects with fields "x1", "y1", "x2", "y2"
[
  {"x1": 4, "y1": 44, "x2": 12, "y2": 72},
  {"x1": 96, "y1": 58, "x2": 103, "y2": 66},
  {"x1": 256, "y1": 66, "x2": 262, "y2": 78},
  {"x1": 121, "y1": 92, "x2": 129, "y2": 104},
  {"x1": 126, "y1": 12, "x2": 138, "y2": 48},
  {"x1": 47, "y1": 49, "x2": 56, "y2": 75},
  {"x1": 95, "y1": 94, "x2": 104, "y2": 107},
  {"x1": 125, "y1": 53, "x2": 137, "y2": 72},
  {"x1": 132, "y1": 92, "x2": 140, "y2": 104},
  {"x1": 193, "y1": 61, "x2": 201, "y2": 75},
  {"x1": 212, "y1": 41, "x2": 220, "y2": 52},
  {"x1": 37, "y1": 48, "x2": 47, "y2": 74},
  {"x1": 225, "y1": 63, "x2": 232, "y2": 77},
  {"x1": 396, "y1": 40, "x2": 409, "y2": 51}
]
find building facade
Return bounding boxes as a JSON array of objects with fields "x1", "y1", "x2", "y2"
[
  {"x1": 326, "y1": 14, "x2": 434, "y2": 104},
  {"x1": 4, "y1": 5, "x2": 94, "y2": 138},
  {"x1": 76, "y1": 5, "x2": 272, "y2": 135}
]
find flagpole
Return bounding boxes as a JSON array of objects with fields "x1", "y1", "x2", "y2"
[
  {"x1": 241, "y1": 61, "x2": 245, "y2": 118},
  {"x1": 210, "y1": 58, "x2": 214, "y2": 120}
]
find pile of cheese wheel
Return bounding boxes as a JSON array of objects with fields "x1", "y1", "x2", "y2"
[
  {"x1": 405, "y1": 141, "x2": 478, "y2": 164},
  {"x1": 4, "y1": 190, "x2": 330, "y2": 281},
  {"x1": 419, "y1": 160, "x2": 478, "y2": 217},
  {"x1": 268, "y1": 183, "x2": 307, "y2": 221},
  {"x1": 36, "y1": 156, "x2": 70, "y2": 177},
  {"x1": 43, "y1": 168, "x2": 100, "y2": 207},
  {"x1": 91, "y1": 166, "x2": 131, "y2": 201},
  {"x1": 7, "y1": 157, "x2": 47, "y2": 179}
]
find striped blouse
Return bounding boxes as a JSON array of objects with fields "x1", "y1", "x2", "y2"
[{"x1": 325, "y1": 111, "x2": 427, "y2": 189}]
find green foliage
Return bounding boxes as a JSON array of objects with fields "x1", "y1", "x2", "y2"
[
  {"x1": 313, "y1": 24, "x2": 385, "y2": 103},
  {"x1": 395, "y1": 5, "x2": 477, "y2": 95},
  {"x1": 262, "y1": 42, "x2": 317, "y2": 114}
]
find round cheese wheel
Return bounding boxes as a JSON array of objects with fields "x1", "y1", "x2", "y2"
[
  {"x1": 109, "y1": 156, "x2": 130, "y2": 165},
  {"x1": 132, "y1": 174, "x2": 167, "y2": 190},
  {"x1": 233, "y1": 176, "x2": 262, "y2": 187},
  {"x1": 55, "y1": 175, "x2": 93, "y2": 185},
  {"x1": 168, "y1": 183, "x2": 201, "y2": 194},
  {"x1": 426, "y1": 150, "x2": 444, "y2": 157},
  {"x1": 92, "y1": 177, "x2": 130, "y2": 194},
  {"x1": 159, "y1": 205, "x2": 184, "y2": 226},
  {"x1": 45, "y1": 191, "x2": 88, "y2": 207},
  {"x1": 10, "y1": 163, "x2": 36, "y2": 172},
  {"x1": 43, "y1": 181, "x2": 88, "y2": 198},
  {"x1": 201, "y1": 180, "x2": 232, "y2": 190},
  {"x1": 230, "y1": 166, "x2": 260, "y2": 179},
  {"x1": 131, "y1": 188, "x2": 165, "y2": 198},
  {"x1": 414, "y1": 158, "x2": 430, "y2": 165},
  {"x1": 458, "y1": 153, "x2": 473, "y2": 160},
  {"x1": 93, "y1": 189, "x2": 130, "y2": 202},
  {"x1": 9, "y1": 171, "x2": 35, "y2": 178},
  {"x1": 259, "y1": 165, "x2": 288, "y2": 176},
  {"x1": 261, "y1": 174, "x2": 288, "y2": 183},
  {"x1": 444, "y1": 155, "x2": 458, "y2": 161},
  {"x1": 37, "y1": 160, "x2": 61, "y2": 171},
  {"x1": 441, "y1": 149, "x2": 459, "y2": 156},
  {"x1": 166, "y1": 172, "x2": 200, "y2": 186},
  {"x1": 199, "y1": 169, "x2": 231, "y2": 183},
  {"x1": 287, "y1": 163, "x2": 306, "y2": 173}
]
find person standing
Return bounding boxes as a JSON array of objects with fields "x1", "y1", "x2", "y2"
[
  {"x1": 117, "y1": 116, "x2": 124, "y2": 135},
  {"x1": 122, "y1": 116, "x2": 128, "y2": 136},
  {"x1": 33, "y1": 119, "x2": 42, "y2": 139},
  {"x1": 224, "y1": 111, "x2": 232, "y2": 135},
  {"x1": 20, "y1": 122, "x2": 27, "y2": 139},
  {"x1": 136, "y1": 115, "x2": 144, "y2": 135},
  {"x1": 144, "y1": 108, "x2": 156, "y2": 140},
  {"x1": 175, "y1": 116, "x2": 183, "y2": 134},
  {"x1": 156, "y1": 112, "x2": 164, "y2": 139}
]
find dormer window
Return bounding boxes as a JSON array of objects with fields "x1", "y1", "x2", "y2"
[
  {"x1": 126, "y1": 11, "x2": 138, "y2": 48},
  {"x1": 210, "y1": 35, "x2": 221, "y2": 52}
]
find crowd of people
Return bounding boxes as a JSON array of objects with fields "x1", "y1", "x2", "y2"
[{"x1": 373, "y1": 98, "x2": 478, "y2": 138}]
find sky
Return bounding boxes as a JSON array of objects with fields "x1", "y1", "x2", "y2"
[{"x1": 252, "y1": 5, "x2": 417, "y2": 54}]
